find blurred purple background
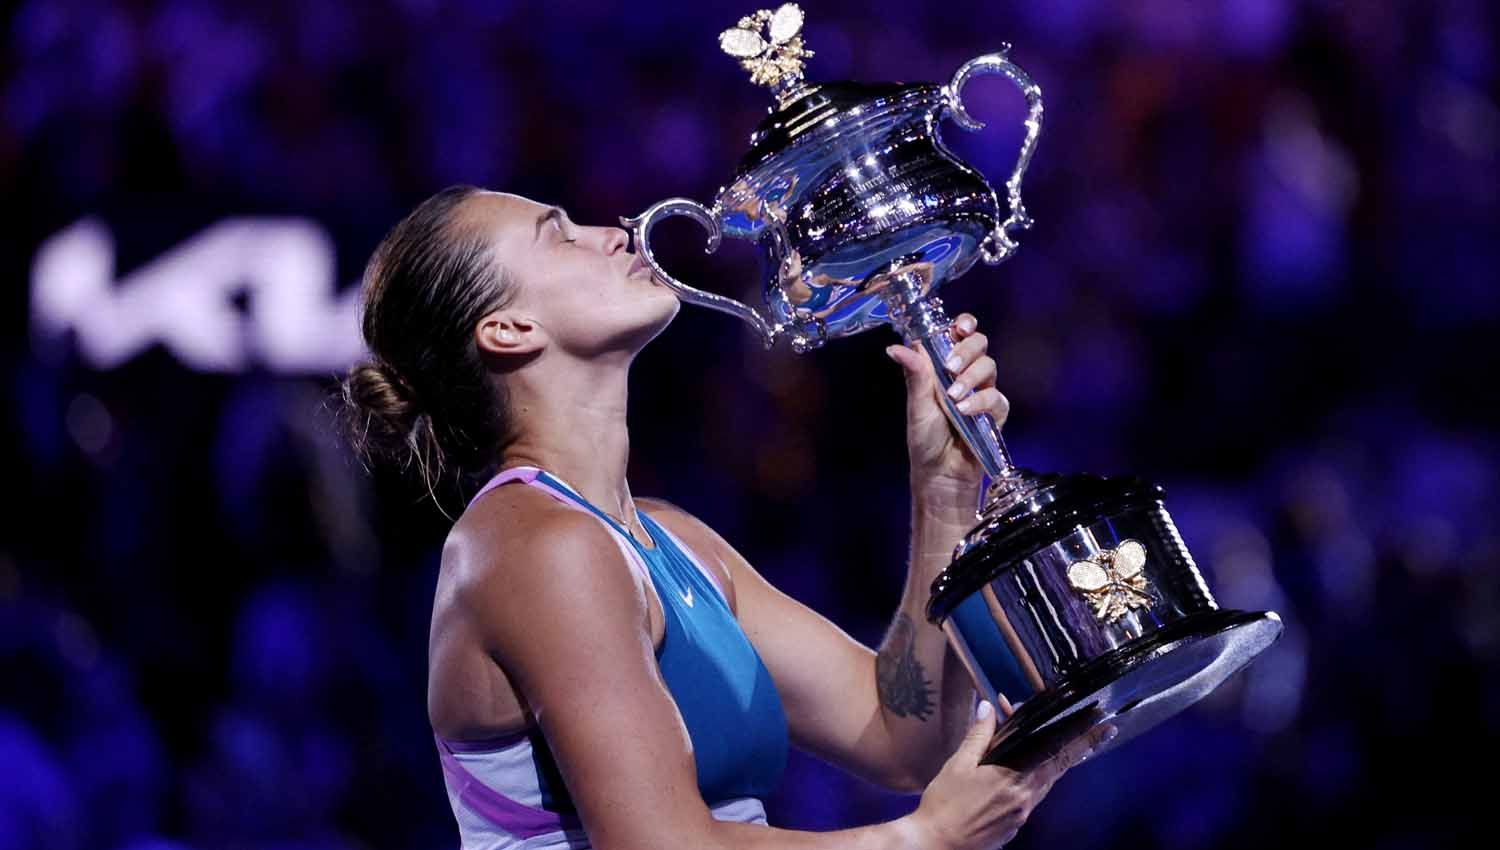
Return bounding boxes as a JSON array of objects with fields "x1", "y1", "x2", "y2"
[{"x1": 3, "y1": 1, "x2": 1497, "y2": 848}]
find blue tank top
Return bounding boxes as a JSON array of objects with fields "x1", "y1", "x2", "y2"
[{"x1": 452, "y1": 466, "x2": 788, "y2": 816}]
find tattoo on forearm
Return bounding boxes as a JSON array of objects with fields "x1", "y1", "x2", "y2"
[{"x1": 877, "y1": 613, "x2": 935, "y2": 721}]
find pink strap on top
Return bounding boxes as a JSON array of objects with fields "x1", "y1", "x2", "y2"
[
  {"x1": 467, "y1": 465, "x2": 544, "y2": 509},
  {"x1": 467, "y1": 465, "x2": 729, "y2": 607},
  {"x1": 467, "y1": 465, "x2": 654, "y2": 592}
]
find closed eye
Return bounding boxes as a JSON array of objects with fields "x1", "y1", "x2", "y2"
[
  {"x1": 537, "y1": 206, "x2": 578, "y2": 244},
  {"x1": 551, "y1": 210, "x2": 578, "y2": 244}
]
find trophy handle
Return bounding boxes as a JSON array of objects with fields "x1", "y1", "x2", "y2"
[
  {"x1": 621, "y1": 199, "x2": 779, "y2": 348},
  {"x1": 944, "y1": 45, "x2": 1044, "y2": 266}
]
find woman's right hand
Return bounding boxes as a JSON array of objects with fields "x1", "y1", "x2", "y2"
[{"x1": 902, "y1": 702, "x2": 1118, "y2": 850}]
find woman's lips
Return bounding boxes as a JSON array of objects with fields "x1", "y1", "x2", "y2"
[{"x1": 627, "y1": 254, "x2": 653, "y2": 281}]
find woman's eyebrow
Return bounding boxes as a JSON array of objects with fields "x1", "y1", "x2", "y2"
[{"x1": 533, "y1": 206, "x2": 564, "y2": 241}]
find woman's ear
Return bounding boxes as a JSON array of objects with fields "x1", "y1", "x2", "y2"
[{"x1": 475, "y1": 310, "x2": 546, "y2": 357}]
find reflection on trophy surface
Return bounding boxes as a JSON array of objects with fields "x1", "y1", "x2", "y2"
[{"x1": 624, "y1": 3, "x2": 1283, "y2": 764}]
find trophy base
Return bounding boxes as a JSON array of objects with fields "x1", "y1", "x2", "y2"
[{"x1": 981, "y1": 608, "x2": 1283, "y2": 767}]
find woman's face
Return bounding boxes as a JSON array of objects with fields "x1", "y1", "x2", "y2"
[{"x1": 462, "y1": 191, "x2": 680, "y2": 359}]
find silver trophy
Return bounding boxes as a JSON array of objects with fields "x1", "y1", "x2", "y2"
[{"x1": 624, "y1": 4, "x2": 1282, "y2": 764}]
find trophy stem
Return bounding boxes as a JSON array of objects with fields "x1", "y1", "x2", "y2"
[{"x1": 882, "y1": 270, "x2": 1026, "y2": 514}]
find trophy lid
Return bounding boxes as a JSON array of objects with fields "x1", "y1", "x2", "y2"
[
  {"x1": 734, "y1": 81, "x2": 941, "y2": 175},
  {"x1": 720, "y1": 4, "x2": 941, "y2": 176}
]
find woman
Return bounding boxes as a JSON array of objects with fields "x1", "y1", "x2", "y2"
[{"x1": 338, "y1": 186, "x2": 1116, "y2": 850}]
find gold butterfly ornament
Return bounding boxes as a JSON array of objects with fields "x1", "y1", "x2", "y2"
[
  {"x1": 719, "y1": 3, "x2": 814, "y2": 92},
  {"x1": 1066, "y1": 539, "x2": 1155, "y2": 624}
]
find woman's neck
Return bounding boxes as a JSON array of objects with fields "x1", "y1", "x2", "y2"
[{"x1": 499, "y1": 356, "x2": 636, "y2": 523}]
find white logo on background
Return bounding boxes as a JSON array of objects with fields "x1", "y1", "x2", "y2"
[{"x1": 30, "y1": 218, "x2": 365, "y2": 373}]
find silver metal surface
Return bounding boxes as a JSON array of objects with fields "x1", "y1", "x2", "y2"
[
  {"x1": 624, "y1": 45, "x2": 1045, "y2": 497},
  {"x1": 946, "y1": 46, "x2": 1042, "y2": 265},
  {"x1": 627, "y1": 7, "x2": 1283, "y2": 760},
  {"x1": 963, "y1": 504, "x2": 1218, "y2": 694}
]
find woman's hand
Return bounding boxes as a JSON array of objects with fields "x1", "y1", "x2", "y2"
[
  {"x1": 899, "y1": 702, "x2": 1117, "y2": 850},
  {"x1": 886, "y1": 313, "x2": 1008, "y2": 501}
]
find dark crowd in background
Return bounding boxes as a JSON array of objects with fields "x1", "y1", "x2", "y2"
[{"x1": 2, "y1": 1, "x2": 1496, "y2": 848}]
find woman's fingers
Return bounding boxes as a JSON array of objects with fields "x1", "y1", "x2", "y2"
[
  {"x1": 941, "y1": 331, "x2": 989, "y2": 376},
  {"x1": 946, "y1": 355, "x2": 997, "y2": 401},
  {"x1": 957, "y1": 701, "x2": 999, "y2": 764},
  {"x1": 886, "y1": 344, "x2": 937, "y2": 393},
  {"x1": 955, "y1": 387, "x2": 1009, "y2": 421},
  {"x1": 1026, "y1": 723, "x2": 1118, "y2": 791},
  {"x1": 942, "y1": 319, "x2": 1007, "y2": 421}
]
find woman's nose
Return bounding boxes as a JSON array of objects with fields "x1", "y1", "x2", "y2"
[{"x1": 601, "y1": 226, "x2": 629, "y2": 255}]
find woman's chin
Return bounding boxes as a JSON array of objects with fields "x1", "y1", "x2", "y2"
[
  {"x1": 615, "y1": 296, "x2": 681, "y2": 354},
  {"x1": 652, "y1": 293, "x2": 682, "y2": 329},
  {"x1": 645, "y1": 277, "x2": 681, "y2": 312}
]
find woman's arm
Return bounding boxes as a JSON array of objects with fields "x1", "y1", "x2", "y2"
[
  {"x1": 649, "y1": 315, "x2": 1007, "y2": 792},
  {"x1": 447, "y1": 501, "x2": 1098, "y2": 850},
  {"x1": 871, "y1": 488, "x2": 986, "y2": 787},
  {"x1": 447, "y1": 506, "x2": 916, "y2": 848},
  {"x1": 655, "y1": 506, "x2": 971, "y2": 793},
  {"x1": 878, "y1": 313, "x2": 1010, "y2": 784}
]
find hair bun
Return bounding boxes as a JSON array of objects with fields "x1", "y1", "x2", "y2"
[
  {"x1": 334, "y1": 185, "x2": 516, "y2": 508},
  {"x1": 338, "y1": 360, "x2": 425, "y2": 468}
]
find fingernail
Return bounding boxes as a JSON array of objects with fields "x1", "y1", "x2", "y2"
[
  {"x1": 1104, "y1": 725, "x2": 1120, "y2": 743},
  {"x1": 946, "y1": 381, "x2": 966, "y2": 400},
  {"x1": 977, "y1": 701, "x2": 993, "y2": 720},
  {"x1": 944, "y1": 354, "x2": 962, "y2": 372},
  {"x1": 956, "y1": 397, "x2": 974, "y2": 414},
  {"x1": 961, "y1": 316, "x2": 976, "y2": 332}
]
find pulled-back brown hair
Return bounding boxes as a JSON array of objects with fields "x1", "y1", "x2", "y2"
[{"x1": 336, "y1": 185, "x2": 519, "y2": 515}]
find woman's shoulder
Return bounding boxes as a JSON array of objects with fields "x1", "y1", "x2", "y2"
[
  {"x1": 441, "y1": 485, "x2": 644, "y2": 617},
  {"x1": 636, "y1": 496, "x2": 706, "y2": 541}
]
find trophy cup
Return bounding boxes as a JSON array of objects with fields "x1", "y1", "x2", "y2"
[{"x1": 623, "y1": 4, "x2": 1283, "y2": 764}]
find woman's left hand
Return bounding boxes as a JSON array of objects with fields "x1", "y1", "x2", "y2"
[{"x1": 886, "y1": 313, "x2": 1009, "y2": 502}]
